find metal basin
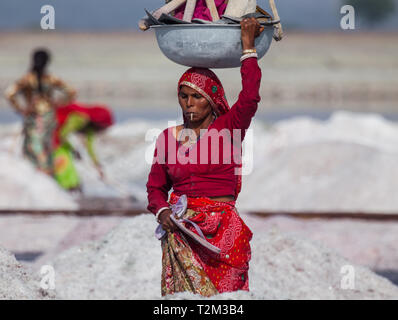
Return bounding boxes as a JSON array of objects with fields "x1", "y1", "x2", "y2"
[{"x1": 151, "y1": 24, "x2": 274, "y2": 69}]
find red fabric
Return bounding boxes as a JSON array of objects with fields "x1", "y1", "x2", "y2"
[
  {"x1": 178, "y1": 67, "x2": 230, "y2": 117},
  {"x1": 169, "y1": 193, "x2": 253, "y2": 293},
  {"x1": 54, "y1": 103, "x2": 114, "y2": 147},
  {"x1": 57, "y1": 103, "x2": 113, "y2": 129},
  {"x1": 174, "y1": 0, "x2": 228, "y2": 22},
  {"x1": 147, "y1": 58, "x2": 261, "y2": 214}
]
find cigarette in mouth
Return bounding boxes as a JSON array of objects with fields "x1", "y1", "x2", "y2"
[{"x1": 190, "y1": 113, "x2": 193, "y2": 121}]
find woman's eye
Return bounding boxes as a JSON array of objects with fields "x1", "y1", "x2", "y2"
[
  {"x1": 180, "y1": 93, "x2": 187, "y2": 99},
  {"x1": 194, "y1": 94, "x2": 202, "y2": 99}
]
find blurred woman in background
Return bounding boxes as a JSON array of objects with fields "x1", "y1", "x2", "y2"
[
  {"x1": 5, "y1": 48, "x2": 76, "y2": 174},
  {"x1": 53, "y1": 103, "x2": 113, "y2": 192}
]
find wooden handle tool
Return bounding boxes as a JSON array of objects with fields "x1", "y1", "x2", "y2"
[
  {"x1": 183, "y1": 0, "x2": 197, "y2": 22},
  {"x1": 269, "y1": 0, "x2": 283, "y2": 41},
  {"x1": 205, "y1": 0, "x2": 220, "y2": 21}
]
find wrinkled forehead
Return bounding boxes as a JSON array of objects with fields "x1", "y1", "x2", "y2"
[{"x1": 178, "y1": 80, "x2": 216, "y2": 109}]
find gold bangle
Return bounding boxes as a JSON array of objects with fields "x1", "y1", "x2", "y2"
[{"x1": 242, "y1": 48, "x2": 257, "y2": 54}]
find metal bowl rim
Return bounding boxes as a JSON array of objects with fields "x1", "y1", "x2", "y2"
[{"x1": 150, "y1": 24, "x2": 274, "y2": 29}]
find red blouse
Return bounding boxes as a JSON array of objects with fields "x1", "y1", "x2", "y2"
[{"x1": 146, "y1": 58, "x2": 262, "y2": 214}]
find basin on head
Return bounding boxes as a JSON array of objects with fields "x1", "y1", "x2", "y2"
[{"x1": 151, "y1": 24, "x2": 274, "y2": 69}]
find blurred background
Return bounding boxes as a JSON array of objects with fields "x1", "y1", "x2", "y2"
[
  {"x1": 1, "y1": 0, "x2": 397, "y2": 121},
  {"x1": 1, "y1": 0, "x2": 398, "y2": 300}
]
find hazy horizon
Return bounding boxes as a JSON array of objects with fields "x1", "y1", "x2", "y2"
[{"x1": 0, "y1": 0, "x2": 397, "y2": 31}]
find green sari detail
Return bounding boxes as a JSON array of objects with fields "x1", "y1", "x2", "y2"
[
  {"x1": 53, "y1": 143, "x2": 80, "y2": 190},
  {"x1": 53, "y1": 112, "x2": 98, "y2": 191}
]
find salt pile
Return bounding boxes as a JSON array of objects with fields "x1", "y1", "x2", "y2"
[
  {"x1": 45, "y1": 215, "x2": 161, "y2": 299},
  {"x1": 0, "y1": 246, "x2": 44, "y2": 300},
  {"x1": 247, "y1": 231, "x2": 398, "y2": 300},
  {"x1": 0, "y1": 124, "x2": 77, "y2": 210},
  {"x1": 0, "y1": 153, "x2": 78, "y2": 210},
  {"x1": 2, "y1": 111, "x2": 398, "y2": 212},
  {"x1": 73, "y1": 120, "x2": 163, "y2": 199},
  {"x1": 46, "y1": 214, "x2": 398, "y2": 300},
  {"x1": 239, "y1": 111, "x2": 398, "y2": 212},
  {"x1": 242, "y1": 214, "x2": 398, "y2": 271},
  {"x1": 75, "y1": 111, "x2": 398, "y2": 212}
]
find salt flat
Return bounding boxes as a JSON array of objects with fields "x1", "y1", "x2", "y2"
[
  {"x1": 0, "y1": 31, "x2": 397, "y2": 112},
  {"x1": 1, "y1": 215, "x2": 397, "y2": 300},
  {"x1": 1, "y1": 30, "x2": 397, "y2": 298}
]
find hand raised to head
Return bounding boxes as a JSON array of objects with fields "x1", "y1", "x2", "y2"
[{"x1": 240, "y1": 17, "x2": 264, "y2": 51}]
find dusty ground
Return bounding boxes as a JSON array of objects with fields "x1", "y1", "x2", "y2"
[
  {"x1": 0, "y1": 213, "x2": 397, "y2": 287},
  {"x1": 1, "y1": 214, "x2": 397, "y2": 299}
]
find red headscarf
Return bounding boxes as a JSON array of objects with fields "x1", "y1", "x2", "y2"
[
  {"x1": 54, "y1": 103, "x2": 114, "y2": 147},
  {"x1": 178, "y1": 67, "x2": 230, "y2": 117}
]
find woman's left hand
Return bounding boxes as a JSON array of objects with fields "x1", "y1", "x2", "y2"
[
  {"x1": 96, "y1": 164, "x2": 105, "y2": 180},
  {"x1": 72, "y1": 148, "x2": 82, "y2": 160},
  {"x1": 241, "y1": 17, "x2": 264, "y2": 51},
  {"x1": 159, "y1": 209, "x2": 178, "y2": 233}
]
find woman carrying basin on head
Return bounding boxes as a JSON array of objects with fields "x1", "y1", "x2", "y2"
[{"x1": 146, "y1": 18, "x2": 263, "y2": 296}]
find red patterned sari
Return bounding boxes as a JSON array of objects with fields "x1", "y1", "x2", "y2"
[{"x1": 161, "y1": 193, "x2": 253, "y2": 296}]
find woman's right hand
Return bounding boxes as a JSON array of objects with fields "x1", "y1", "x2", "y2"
[
  {"x1": 158, "y1": 209, "x2": 178, "y2": 233},
  {"x1": 241, "y1": 17, "x2": 264, "y2": 51}
]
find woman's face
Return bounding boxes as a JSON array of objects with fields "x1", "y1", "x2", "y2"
[{"x1": 178, "y1": 85, "x2": 212, "y2": 123}]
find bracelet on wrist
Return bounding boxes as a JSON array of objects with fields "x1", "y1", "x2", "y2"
[
  {"x1": 240, "y1": 53, "x2": 258, "y2": 63},
  {"x1": 155, "y1": 207, "x2": 169, "y2": 223},
  {"x1": 242, "y1": 48, "x2": 257, "y2": 55}
]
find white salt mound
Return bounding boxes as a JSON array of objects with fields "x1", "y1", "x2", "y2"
[
  {"x1": 48, "y1": 214, "x2": 398, "y2": 300},
  {"x1": 3, "y1": 111, "x2": 398, "y2": 212},
  {"x1": 247, "y1": 231, "x2": 398, "y2": 300},
  {"x1": 239, "y1": 111, "x2": 398, "y2": 212},
  {"x1": 73, "y1": 120, "x2": 164, "y2": 199},
  {"x1": 0, "y1": 123, "x2": 77, "y2": 209},
  {"x1": 47, "y1": 214, "x2": 162, "y2": 299},
  {"x1": 74, "y1": 111, "x2": 398, "y2": 212},
  {"x1": 0, "y1": 154, "x2": 78, "y2": 210},
  {"x1": 0, "y1": 246, "x2": 43, "y2": 300}
]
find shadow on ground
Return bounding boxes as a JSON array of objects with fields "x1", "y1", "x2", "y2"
[{"x1": 374, "y1": 270, "x2": 398, "y2": 287}]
